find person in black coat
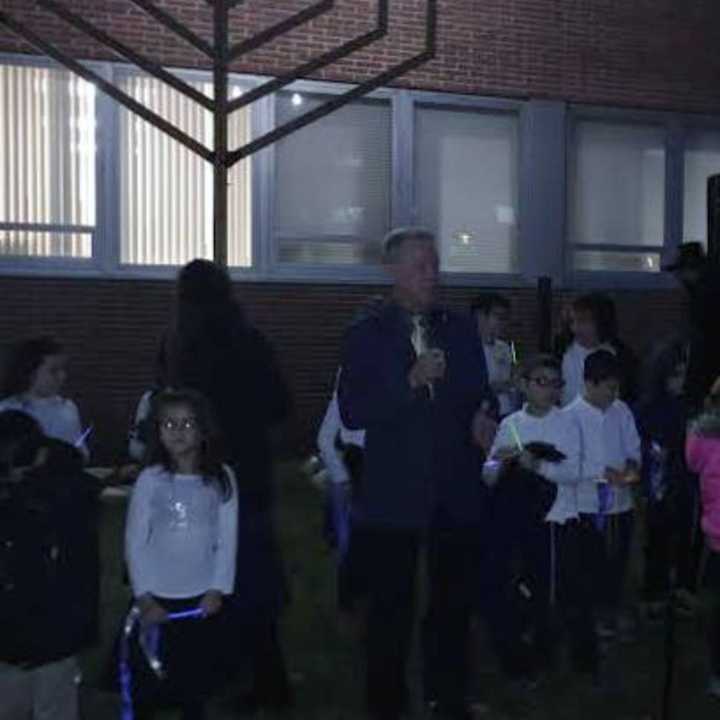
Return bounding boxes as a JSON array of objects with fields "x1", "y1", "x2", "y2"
[
  {"x1": 0, "y1": 410, "x2": 99, "y2": 720},
  {"x1": 664, "y1": 242, "x2": 720, "y2": 410},
  {"x1": 339, "y1": 227, "x2": 496, "y2": 720},
  {"x1": 162, "y1": 259, "x2": 293, "y2": 713},
  {"x1": 634, "y1": 338, "x2": 699, "y2": 610}
]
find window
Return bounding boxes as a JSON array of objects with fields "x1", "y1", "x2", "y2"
[
  {"x1": 414, "y1": 106, "x2": 519, "y2": 274},
  {"x1": 683, "y1": 129, "x2": 720, "y2": 247},
  {"x1": 118, "y1": 73, "x2": 252, "y2": 267},
  {"x1": 0, "y1": 62, "x2": 96, "y2": 259},
  {"x1": 568, "y1": 120, "x2": 666, "y2": 273},
  {"x1": 273, "y1": 91, "x2": 392, "y2": 266}
]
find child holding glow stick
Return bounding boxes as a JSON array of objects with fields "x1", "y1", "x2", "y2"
[
  {"x1": 0, "y1": 336, "x2": 89, "y2": 460},
  {"x1": 124, "y1": 389, "x2": 238, "y2": 720},
  {"x1": 483, "y1": 354, "x2": 597, "y2": 678}
]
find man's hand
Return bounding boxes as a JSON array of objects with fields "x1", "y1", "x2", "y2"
[
  {"x1": 472, "y1": 402, "x2": 498, "y2": 453},
  {"x1": 199, "y1": 590, "x2": 223, "y2": 617},
  {"x1": 137, "y1": 594, "x2": 168, "y2": 626},
  {"x1": 409, "y1": 349, "x2": 446, "y2": 389}
]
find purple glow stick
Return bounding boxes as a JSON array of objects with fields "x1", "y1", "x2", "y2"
[{"x1": 74, "y1": 425, "x2": 93, "y2": 448}]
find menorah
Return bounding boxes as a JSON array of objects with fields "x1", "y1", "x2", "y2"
[{"x1": 0, "y1": 0, "x2": 437, "y2": 265}]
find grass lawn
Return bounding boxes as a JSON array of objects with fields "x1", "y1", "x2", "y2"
[{"x1": 80, "y1": 464, "x2": 720, "y2": 719}]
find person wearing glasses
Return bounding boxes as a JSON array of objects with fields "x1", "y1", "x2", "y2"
[
  {"x1": 124, "y1": 388, "x2": 238, "y2": 720},
  {"x1": 483, "y1": 354, "x2": 597, "y2": 684}
]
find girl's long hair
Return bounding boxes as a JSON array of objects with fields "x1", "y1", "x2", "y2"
[
  {"x1": 164, "y1": 260, "x2": 245, "y2": 390},
  {"x1": 2, "y1": 336, "x2": 64, "y2": 398},
  {"x1": 143, "y1": 388, "x2": 233, "y2": 501}
]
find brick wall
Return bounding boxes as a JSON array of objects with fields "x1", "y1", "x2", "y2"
[
  {"x1": 2, "y1": 1, "x2": 720, "y2": 114},
  {"x1": 0, "y1": 276, "x2": 687, "y2": 463},
  {"x1": 0, "y1": 1, "x2": 707, "y2": 460}
]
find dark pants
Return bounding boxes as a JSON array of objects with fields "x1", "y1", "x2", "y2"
[
  {"x1": 644, "y1": 481, "x2": 702, "y2": 599},
  {"x1": 705, "y1": 552, "x2": 720, "y2": 675},
  {"x1": 582, "y1": 510, "x2": 635, "y2": 615},
  {"x1": 485, "y1": 519, "x2": 597, "y2": 676},
  {"x1": 359, "y1": 525, "x2": 480, "y2": 720},
  {"x1": 131, "y1": 596, "x2": 220, "y2": 720}
]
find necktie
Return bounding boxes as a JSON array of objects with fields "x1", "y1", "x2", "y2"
[{"x1": 411, "y1": 314, "x2": 428, "y2": 357}]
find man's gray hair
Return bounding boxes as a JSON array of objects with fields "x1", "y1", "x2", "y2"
[{"x1": 383, "y1": 226, "x2": 435, "y2": 262}]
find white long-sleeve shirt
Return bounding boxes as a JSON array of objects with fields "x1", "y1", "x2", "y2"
[
  {"x1": 561, "y1": 341, "x2": 615, "y2": 406},
  {"x1": 487, "y1": 405, "x2": 581, "y2": 524},
  {"x1": 317, "y1": 390, "x2": 365, "y2": 486},
  {"x1": 0, "y1": 394, "x2": 89, "y2": 459},
  {"x1": 565, "y1": 396, "x2": 641, "y2": 515},
  {"x1": 125, "y1": 464, "x2": 238, "y2": 599}
]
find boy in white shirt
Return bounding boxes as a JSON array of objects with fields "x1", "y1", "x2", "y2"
[
  {"x1": 484, "y1": 355, "x2": 597, "y2": 677},
  {"x1": 472, "y1": 293, "x2": 519, "y2": 418},
  {"x1": 565, "y1": 349, "x2": 641, "y2": 636}
]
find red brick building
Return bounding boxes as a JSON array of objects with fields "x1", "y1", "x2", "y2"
[{"x1": 0, "y1": 1, "x2": 718, "y2": 460}]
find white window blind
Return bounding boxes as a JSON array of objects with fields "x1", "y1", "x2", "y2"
[
  {"x1": 118, "y1": 74, "x2": 252, "y2": 267},
  {"x1": 684, "y1": 130, "x2": 720, "y2": 247},
  {"x1": 0, "y1": 63, "x2": 95, "y2": 259},
  {"x1": 273, "y1": 92, "x2": 392, "y2": 265},
  {"x1": 414, "y1": 106, "x2": 519, "y2": 274},
  {"x1": 569, "y1": 120, "x2": 665, "y2": 272}
]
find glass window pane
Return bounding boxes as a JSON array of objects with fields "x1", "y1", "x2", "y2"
[
  {"x1": 118, "y1": 74, "x2": 252, "y2": 267},
  {"x1": 0, "y1": 63, "x2": 95, "y2": 258},
  {"x1": 569, "y1": 121, "x2": 665, "y2": 257},
  {"x1": 414, "y1": 106, "x2": 519, "y2": 274},
  {"x1": 573, "y1": 249, "x2": 661, "y2": 273},
  {"x1": 684, "y1": 130, "x2": 720, "y2": 247},
  {"x1": 274, "y1": 92, "x2": 392, "y2": 265}
]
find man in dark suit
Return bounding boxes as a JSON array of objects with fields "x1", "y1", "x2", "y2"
[{"x1": 338, "y1": 227, "x2": 496, "y2": 720}]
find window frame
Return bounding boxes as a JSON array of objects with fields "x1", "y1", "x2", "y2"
[
  {"x1": 1, "y1": 51, "x2": 717, "y2": 290},
  {"x1": 0, "y1": 52, "x2": 104, "y2": 273}
]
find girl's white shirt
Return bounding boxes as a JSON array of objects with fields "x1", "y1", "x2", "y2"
[{"x1": 125, "y1": 464, "x2": 238, "y2": 599}]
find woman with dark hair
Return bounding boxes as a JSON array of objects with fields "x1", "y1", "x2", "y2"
[
  {"x1": 0, "y1": 336, "x2": 89, "y2": 458},
  {"x1": 162, "y1": 259, "x2": 293, "y2": 714},
  {"x1": 559, "y1": 293, "x2": 638, "y2": 405},
  {"x1": 635, "y1": 338, "x2": 698, "y2": 615}
]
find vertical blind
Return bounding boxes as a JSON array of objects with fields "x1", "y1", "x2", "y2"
[
  {"x1": 274, "y1": 92, "x2": 392, "y2": 265},
  {"x1": 0, "y1": 63, "x2": 95, "y2": 258},
  {"x1": 414, "y1": 106, "x2": 519, "y2": 274},
  {"x1": 119, "y1": 74, "x2": 252, "y2": 267}
]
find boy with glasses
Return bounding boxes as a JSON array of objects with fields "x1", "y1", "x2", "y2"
[{"x1": 483, "y1": 355, "x2": 597, "y2": 681}]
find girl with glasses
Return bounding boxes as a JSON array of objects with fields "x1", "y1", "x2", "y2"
[{"x1": 124, "y1": 388, "x2": 238, "y2": 720}]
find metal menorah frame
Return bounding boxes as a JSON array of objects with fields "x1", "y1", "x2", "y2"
[{"x1": 0, "y1": 0, "x2": 436, "y2": 265}]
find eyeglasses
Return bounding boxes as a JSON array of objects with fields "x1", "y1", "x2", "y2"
[
  {"x1": 160, "y1": 417, "x2": 199, "y2": 432},
  {"x1": 527, "y1": 376, "x2": 565, "y2": 389}
]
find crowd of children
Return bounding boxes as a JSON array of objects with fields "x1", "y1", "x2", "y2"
[{"x1": 5, "y1": 277, "x2": 720, "y2": 718}]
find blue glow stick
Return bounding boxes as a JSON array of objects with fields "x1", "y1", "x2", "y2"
[
  {"x1": 119, "y1": 604, "x2": 205, "y2": 720},
  {"x1": 75, "y1": 425, "x2": 93, "y2": 448}
]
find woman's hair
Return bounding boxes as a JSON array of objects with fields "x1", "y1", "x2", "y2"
[
  {"x1": 2, "y1": 336, "x2": 64, "y2": 397},
  {"x1": 0, "y1": 410, "x2": 44, "y2": 478},
  {"x1": 143, "y1": 388, "x2": 232, "y2": 501},
  {"x1": 572, "y1": 293, "x2": 618, "y2": 345},
  {"x1": 639, "y1": 338, "x2": 688, "y2": 403},
  {"x1": 165, "y1": 260, "x2": 245, "y2": 389}
]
